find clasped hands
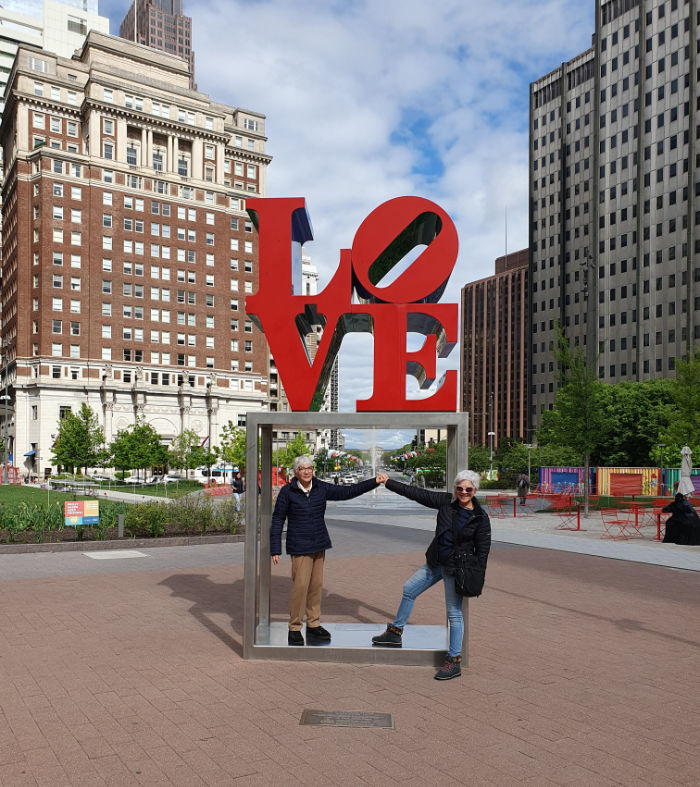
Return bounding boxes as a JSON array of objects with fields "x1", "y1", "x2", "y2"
[{"x1": 376, "y1": 473, "x2": 389, "y2": 484}]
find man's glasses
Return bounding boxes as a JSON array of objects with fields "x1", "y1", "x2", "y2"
[{"x1": 455, "y1": 486, "x2": 475, "y2": 493}]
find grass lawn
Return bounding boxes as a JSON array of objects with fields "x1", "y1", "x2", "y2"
[
  {"x1": 107, "y1": 480, "x2": 202, "y2": 498},
  {"x1": 0, "y1": 480, "x2": 202, "y2": 506},
  {"x1": 0, "y1": 484, "x2": 94, "y2": 507}
]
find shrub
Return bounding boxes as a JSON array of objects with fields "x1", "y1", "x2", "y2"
[{"x1": 124, "y1": 501, "x2": 169, "y2": 538}]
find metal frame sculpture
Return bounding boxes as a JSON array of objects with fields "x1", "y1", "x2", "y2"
[
  {"x1": 242, "y1": 196, "x2": 468, "y2": 665},
  {"x1": 243, "y1": 411, "x2": 469, "y2": 665}
]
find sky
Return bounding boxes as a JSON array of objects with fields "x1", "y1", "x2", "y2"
[{"x1": 99, "y1": 0, "x2": 594, "y2": 450}]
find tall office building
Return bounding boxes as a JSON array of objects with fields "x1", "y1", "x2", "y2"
[
  {"x1": 0, "y1": 31, "x2": 271, "y2": 477},
  {"x1": 461, "y1": 248, "x2": 530, "y2": 446},
  {"x1": 529, "y1": 0, "x2": 700, "y2": 431},
  {"x1": 120, "y1": 0, "x2": 195, "y2": 88},
  {"x1": 0, "y1": 1, "x2": 109, "y2": 113}
]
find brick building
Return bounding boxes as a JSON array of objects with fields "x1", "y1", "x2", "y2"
[
  {"x1": 0, "y1": 31, "x2": 271, "y2": 477},
  {"x1": 461, "y1": 248, "x2": 530, "y2": 447}
]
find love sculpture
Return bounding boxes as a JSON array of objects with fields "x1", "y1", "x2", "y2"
[{"x1": 245, "y1": 196, "x2": 459, "y2": 412}]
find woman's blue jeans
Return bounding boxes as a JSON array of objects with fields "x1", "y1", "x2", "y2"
[{"x1": 393, "y1": 563, "x2": 464, "y2": 658}]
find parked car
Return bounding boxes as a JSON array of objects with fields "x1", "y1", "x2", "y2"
[{"x1": 89, "y1": 473, "x2": 112, "y2": 483}]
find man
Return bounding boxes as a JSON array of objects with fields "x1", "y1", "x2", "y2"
[{"x1": 270, "y1": 455, "x2": 386, "y2": 646}]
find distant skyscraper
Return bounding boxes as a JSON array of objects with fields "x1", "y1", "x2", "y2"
[
  {"x1": 529, "y1": 0, "x2": 700, "y2": 431},
  {"x1": 120, "y1": 0, "x2": 195, "y2": 88},
  {"x1": 0, "y1": 0, "x2": 109, "y2": 113}
]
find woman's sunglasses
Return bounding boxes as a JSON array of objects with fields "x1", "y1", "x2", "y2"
[{"x1": 455, "y1": 486, "x2": 475, "y2": 493}]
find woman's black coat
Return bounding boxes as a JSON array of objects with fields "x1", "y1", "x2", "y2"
[{"x1": 384, "y1": 479, "x2": 491, "y2": 568}]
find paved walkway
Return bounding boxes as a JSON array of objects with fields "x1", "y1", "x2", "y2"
[{"x1": 0, "y1": 487, "x2": 699, "y2": 784}]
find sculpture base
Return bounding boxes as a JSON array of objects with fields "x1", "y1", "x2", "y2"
[{"x1": 250, "y1": 621, "x2": 458, "y2": 666}]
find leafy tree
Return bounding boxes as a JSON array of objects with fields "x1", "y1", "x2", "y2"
[
  {"x1": 280, "y1": 431, "x2": 312, "y2": 469},
  {"x1": 52, "y1": 403, "x2": 105, "y2": 474},
  {"x1": 314, "y1": 448, "x2": 330, "y2": 476},
  {"x1": 540, "y1": 326, "x2": 608, "y2": 514},
  {"x1": 466, "y1": 444, "x2": 491, "y2": 473},
  {"x1": 595, "y1": 379, "x2": 673, "y2": 466},
  {"x1": 658, "y1": 348, "x2": 700, "y2": 463},
  {"x1": 530, "y1": 443, "x2": 580, "y2": 470},
  {"x1": 218, "y1": 421, "x2": 247, "y2": 470},
  {"x1": 170, "y1": 429, "x2": 205, "y2": 478},
  {"x1": 109, "y1": 421, "x2": 167, "y2": 478}
]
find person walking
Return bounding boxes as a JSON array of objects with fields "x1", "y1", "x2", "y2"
[
  {"x1": 372, "y1": 470, "x2": 491, "y2": 680},
  {"x1": 516, "y1": 472, "x2": 530, "y2": 505},
  {"x1": 232, "y1": 471, "x2": 245, "y2": 511},
  {"x1": 271, "y1": 456, "x2": 386, "y2": 646}
]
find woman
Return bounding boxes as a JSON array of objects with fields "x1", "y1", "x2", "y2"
[
  {"x1": 662, "y1": 492, "x2": 700, "y2": 545},
  {"x1": 271, "y1": 456, "x2": 383, "y2": 646},
  {"x1": 232, "y1": 471, "x2": 245, "y2": 512},
  {"x1": 373, "y1": 470, "x2": 491, "y2": 680}
]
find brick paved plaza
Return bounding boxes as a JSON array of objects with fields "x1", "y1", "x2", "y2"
[{"x1": 0, "y1": 512, "x2": 699, "y2": 785}]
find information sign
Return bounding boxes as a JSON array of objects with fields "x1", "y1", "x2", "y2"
[{"x1": 64, "y1": 500, "x2": 99, "y2": 527}]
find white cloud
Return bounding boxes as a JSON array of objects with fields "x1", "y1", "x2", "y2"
[{"x1": 105, "y1": 0, "x2": 594, "y2": 447}]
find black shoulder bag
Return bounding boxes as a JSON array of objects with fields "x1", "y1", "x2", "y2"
[{"x1": 452, "y1": 513, "x2": 485, "y2": 598}]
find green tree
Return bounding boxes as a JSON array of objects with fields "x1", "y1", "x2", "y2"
[
  {"x1": 52, "y1": 403, "x2": 105, "y2": 474},
  {"x1": 109, "y1": 421, "x2": 167, "y2": 478},
  {"x1": 540, "y1": 326, "x2": 608, "y2": 514},
  {"x1": 595, "y1": 379, "x2": 674, "y2": 466},
  {"x1": 170, "y1": 429, "x2": 205, "y2": 478},
  {"x1": 280, "y1": 431, "x2": 312, "y2": 469},
  {"x1": 658, "y1": 348, "x2": 700, "y2": 463},
  {"x1": 314, "y1": 448, "x2": 329, "y2": 476},
  {"x1": 218, "y1": 421, "x2": 247, "y2": 470},
  {"x1": 466, "y1": 444, "x2": 491, "y2": 473}
]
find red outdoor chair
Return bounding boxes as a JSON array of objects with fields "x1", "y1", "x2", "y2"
[
  {"x1": 600, "y1": 508, "x2": 644, "y2": 539},
  {"x1": 552, "y1": 495, "x2": 580, "y2": 530},
  {"x1": 484, "y1": 496, "x2": 506, "y2": 518}
]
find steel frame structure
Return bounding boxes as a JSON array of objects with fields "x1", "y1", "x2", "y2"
[{"x1": 243, "y1": 411, "x2": 469, "y2": 665}]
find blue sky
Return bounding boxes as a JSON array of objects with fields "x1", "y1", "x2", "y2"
[{"x1": 99, "y1": 0, "x2": 595, "y2": 450}]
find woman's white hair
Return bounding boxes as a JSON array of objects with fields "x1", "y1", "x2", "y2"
[
  {"x1": 292, "y1": 455, "x2": 315, "y2": 473},
  {"x1": 451, "y1": 469, "x2": 480, "y2": 502}
]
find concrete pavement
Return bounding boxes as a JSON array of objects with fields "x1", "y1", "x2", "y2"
[{"x1": 0, "y1": 486, "x2": 699, "y2": 784}]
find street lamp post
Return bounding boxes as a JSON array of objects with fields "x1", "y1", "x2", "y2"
[
  {"x1": 488, "y1": 431, "x2": 495, "y2": 478},
  {"x1": 657, "y1": 443, "x2": 666, "y2": 496},
  {"x1": 525, "y1": 443, "x2": 537, "y2": 481}
]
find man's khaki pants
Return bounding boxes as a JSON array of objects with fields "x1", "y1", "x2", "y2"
[{"x1": 289, "y1": 551, "x2": 325, "y2": 631}]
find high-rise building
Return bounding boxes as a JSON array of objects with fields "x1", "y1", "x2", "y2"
[
  {"x1": 0, "y1": 31, "x2": 271, "y2": 477},
  {"x1": 0, "y1": 0, "x2": 109, "y2": 114},
  {"x1": 119, "y1": 0, "x2": 195, "y2": 89},
  {"x1": 461, "y1": 248, "x2": 530, "y2": 446},
  {"x1": 529, "y1": 0, "x2": 700, "y2": 431}
]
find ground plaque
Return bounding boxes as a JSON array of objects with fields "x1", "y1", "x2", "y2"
[{"x1": 300, "y1": 709, "x2": 394, "y2": 729}]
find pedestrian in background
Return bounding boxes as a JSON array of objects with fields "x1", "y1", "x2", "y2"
[
  {"x1": 516, "y1": 472, "x2": 530, "y2": 505},
  {"x1": 232, "y1": 471, "x2": 245, "y2": 511}
]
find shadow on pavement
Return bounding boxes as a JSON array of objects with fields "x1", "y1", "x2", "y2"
[{"x1": 158, "y1": 572, "x2": 398, "y2": 657}]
